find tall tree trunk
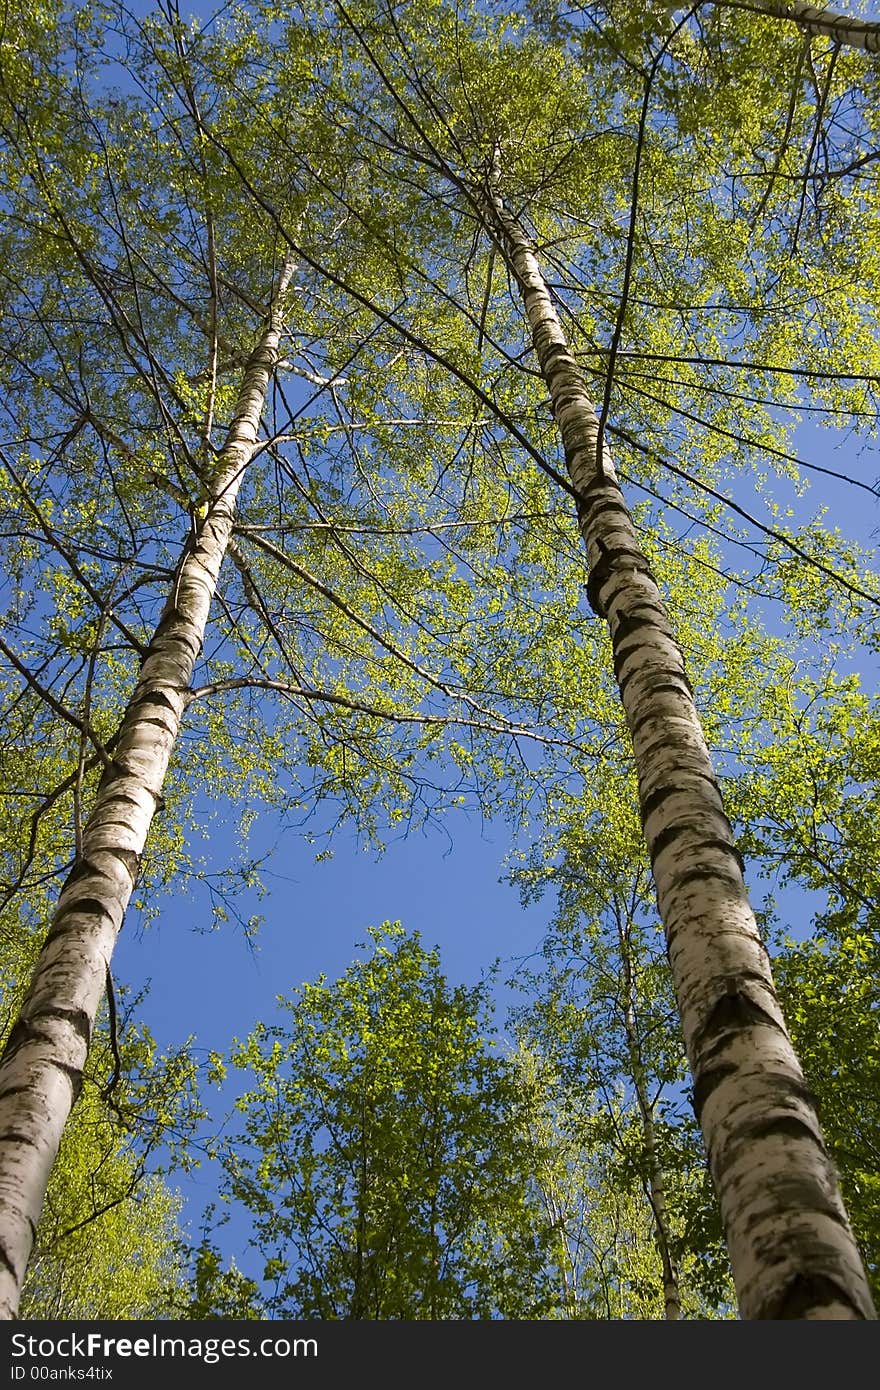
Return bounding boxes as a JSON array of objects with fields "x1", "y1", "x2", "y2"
[
  {"x1": 478, "y1": 163, "x2": 874, "y2": 1320},
  {"x1": 0, "y1": 255, "x2": 296, "y2": 1320}
]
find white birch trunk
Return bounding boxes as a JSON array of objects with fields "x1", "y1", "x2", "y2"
[
  {"x1": 479, "y1": 173, "x2": 874, "y2": 1320},
  {"x1": 665, "y1": 0, "x2": 880, "y2": 51},
  {"x1": 0, "y1": 256, "x2": 295, "y2": 1320}
]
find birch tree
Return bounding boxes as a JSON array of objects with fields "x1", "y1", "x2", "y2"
[
  {"x1": 3, "y1": 0, "x2": 879, "y2": 1316},
  {"x1": 0, "y1": 244, "x2": 298, "y2": 1317},
  {"x1": 480, "y1": 159, "x2": 873, "y2": 1319},
  {"x1": 0, "y1": 2, "x2": 614, "y2": 1312},
  {"x1": 18, "y1": 1013, "x2": 197, "y2": 1319},
  {"x1": 257, "y1": 0, "x2": 878, "y2": 1316}
]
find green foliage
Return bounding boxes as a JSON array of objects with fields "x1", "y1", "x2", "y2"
[
  {"x1": 774, "y1": 930, "x2": 880, "y2": 1304},
  {"x1": 1, "y1": 0, "x2": 879, "y2": 1320},
  {"x1": 20, "y1": 1116, "x2": 183, "y2": 1321},
  {"x1": 509, "y1": 837, "x2": 737, "y2": 1318},
  {"x1": 169, "y1": 1235, "x2": 263, "y2": 1321},
  {"x1": 208, "y1": 922, "x2": 553, "y2": 1318}
]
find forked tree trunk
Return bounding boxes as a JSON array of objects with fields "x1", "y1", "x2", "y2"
[
  {"x1": 479, "y1": 166, "x2": 874, "y2": 1320},
  {"x1": 0, "y1": 255, "x2": 296, "y2": 1320}
]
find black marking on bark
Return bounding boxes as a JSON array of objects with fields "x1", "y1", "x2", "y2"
[
  {"x1": 585, "y1": 570, "x2": 609, "y2": 619},
  {"x1": 62, "y1": 857, "x2": 101, "y2": 888},
  {"x1": 768, "y1": 1274, "x2": 866, "y2": 1321},
  {"x1": 735, "y1": 965, "x2": 784, "y2": 995},
  {"x1": 139, "y1": 716, "x2": 173, "y2": 732},
  {"x1": 696, "y1": 834, "x2": 744, "y2": 874},
  {"x1": 8, "y1": 1024, "x2": 62, "y2": 1054},
  {"x1": 633, "y1": 670, "x2": 690, "y2": 695},
  {"x1": 622, "y1": 677, "x2": 693, "y2": 712},
  {"x1": 609, "y1": 611, "x2": 656, "y2": 648},
  {"x1": 57, "y1": 1059, "x2": 84, "y2": 1102},
  {"x1": 96, "y1": 759, "x2": 132, "y2": 793},
  {"x1": 117, "y1": 784, "x2": 167, "y2": 810},
  {"x1": 607, "y1": 548, "x2": 657, "y2": 585},
  {"x1": 615, "y1": 661, "x2": 641, "y2": 702},
  {"x1": 749, "y1": 1176, "x2": 848, "y2": 1234},
  {"x1": 98, "y1": 791, "x2": 143, "y2": 813},
  {"x1": 740, "y1": 1113, "x2": 824, "y2": 1151},
  {"x1": 0, "y1": 1085, "x2": 34, "y2": 1103},
  {"x1": 547, "y1": 355, "x2": 583, "y2": 380},
  {"x1": 695, "y1": 1005, "x2": 793, "y2": 1081},
  {"x1": 557, "y1": 402, "x2": 594, "y2": 427},
  {"x1": 556, "y1": 372, "x2": 589, "y2": 394},
  {"x1": 649, "y1": 821, "x2": 702, "y2": 864},
  {"x1": 587, "y1": 548, "x2": 657, "y2": 619},
  {"x1": 0, "y1": 1241, "x2": 17, "y2": 1281},
  {"x1": 554, "y1": 404, "x2": 581, "y2": 429},
  {"x1": 152, "y1": 607, "x2": 182, "y2": 642},
  {"x1": 580, "y1": 498, "x2": 633, "y2": 531},
  {"x1": 663, "y1": 864, "x2": 745, "y2": 903},
  {"x1": 616, "y1": 597, "x2": 670, "y2": 627},
  {"x1": 131, "y1": 689, "x2": 178, "y2": 714},
  {"x1": 3, "y1": 1006, "x2": 92, "y2": 1053},
  {"x1": 649, "y1": 826, "x2": 741, "y2": 876},
  {"x1": 612, "y1": 630, "x2": 675, "y2": 683},
  {"x1": 0, "y1": 1130, "x2": 42, "y2": 1150},
  {"x1": 541, "y1": 342, "x2": 574, "y2": 371},
  {"x1": 692, "y1": 1063, "x2": 737, "y2": 1123},
  {"x1": 626, "y1": 686, "x2": 701, "y2": 739},
  {"x1": 54, "y1": 896, "x2": 115, "y2": 926},
  {"x1": 114, "y1": 848, "x2": 141, "y2": 884},
  {"x1": 576, "y1": 475, "x2": 625, "y2": 506},
  {"x1": 613, "y1": 596, "x2": 672, "y2": 634},
  {"x1": 98, "y1": 819, "x2": 148, "y2": 844},
  {"x1": 565, "y1": 433, "x2": 601, "y2": 460},
  {"x1": 616, "y1": 654, "x2": 688, "y2": 700},
  {"x1": 101, "y1": 965, "x2": 122, "y2": 1103},
  {"x1": 692, "y1": 990, "x2": 783, "y2": 1058},
  {"x1": 640, "y1": 774, "x2": 721, "y2": 827}
]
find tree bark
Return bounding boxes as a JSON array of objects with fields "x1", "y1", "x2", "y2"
[
  {"x1": 666, "y1": 0, "x2": 880, "y2": 52},
  {"x1": 0, "y1": 255, "x2": 295, "y2": 1320},
  {"x1": 478, "y1": 163, "x2": 874, "y2": 1320}
]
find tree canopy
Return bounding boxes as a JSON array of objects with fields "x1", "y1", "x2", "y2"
[{"x1": 0, "y1": 0, "x2": 878, "y2": 1319}]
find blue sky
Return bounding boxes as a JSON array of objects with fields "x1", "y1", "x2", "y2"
[{"x1": 116, "y1": 806, "x2": 549, "y2": 1046}]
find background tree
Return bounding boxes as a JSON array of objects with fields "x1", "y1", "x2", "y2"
[{"x1": 205, "y1": 922, "x2": 555, "y2": 1319}]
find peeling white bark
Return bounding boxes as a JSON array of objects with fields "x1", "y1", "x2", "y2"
[
  {"x1": 479, "y1": 172, "x2": 874, "y2": 1320},
  {"x1": 0, "y1": 257, "x2": 296, "y2": 1320}
]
